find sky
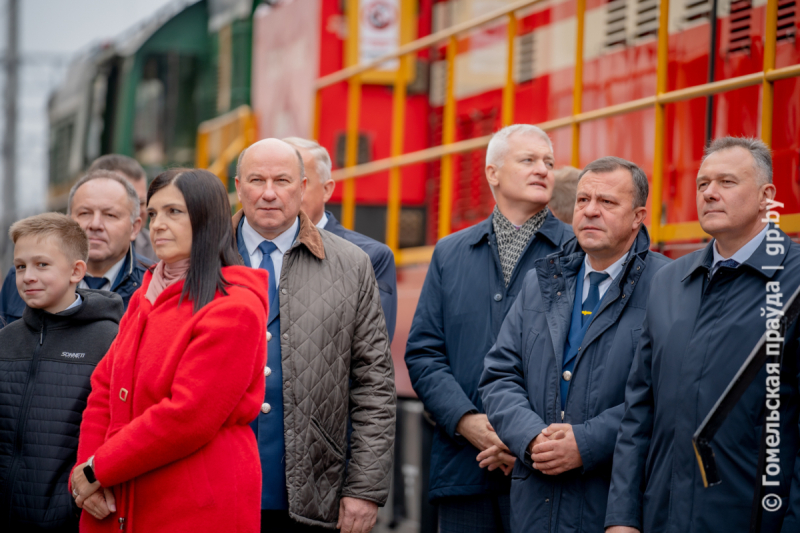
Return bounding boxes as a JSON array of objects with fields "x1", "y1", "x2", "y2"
[{"x1": 0, "y1": 0, "x2": 178, "y2": 237}]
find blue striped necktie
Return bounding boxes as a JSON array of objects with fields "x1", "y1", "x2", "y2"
[
  {"x1": 582, "y1": 272, "x2": 609, "y2": 325},
  {"x1": 258, "y1": 240, "x2": 278, "y2": 305}
]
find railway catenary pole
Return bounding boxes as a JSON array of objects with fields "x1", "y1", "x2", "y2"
[{"x1": 2, "y1": 0, "x2": 19, "y2": 273}]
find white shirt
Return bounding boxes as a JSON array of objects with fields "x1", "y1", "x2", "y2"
[
  {"x1": 64, "y1": 293, "x2": 82, "y2": 311},
  {"x1": 710, "y1": 223, "x2": 768, "y2": 276},
  {"x1": 241, "y1": 216, "x2": 299, "y2": 290},
  {"x1": 582, "y1": 251, "x2": 629, "y2": 304},
  {"x1": 316, "y1": 212, "x2": 329, "y2": 230},
  {"x1": 78, "y1": 254, "x2": 127, "y2": 291}
]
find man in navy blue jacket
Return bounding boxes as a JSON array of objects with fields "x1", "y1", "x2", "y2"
[
  {"x1": 605, "y1": 137, "x2": 800, "y2": 533},
  {"x1": 0, "y1": 170, "x2": 148, "y2": 328},
  {"x1": 283, "y1": 137, "x2": 397, "y2": 342},
  {"x1": 479, "y1": 157, "x2": 670, "y2": 533},
  {"x1": 405, "y1": 124, "x2": 572, "y2": 532}
]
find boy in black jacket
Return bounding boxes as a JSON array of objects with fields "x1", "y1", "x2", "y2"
[{"x1": 0, "y1": 213, "x2": 123, "y2": 532}]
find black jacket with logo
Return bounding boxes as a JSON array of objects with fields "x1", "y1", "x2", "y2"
[{"x1": 0, "y1": 289, "x2": 123, "y2": 532}]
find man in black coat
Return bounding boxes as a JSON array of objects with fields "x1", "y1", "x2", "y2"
[
  {"x1": 282, "y1": 137, "x2": 397, "y2": 342},
  {"x1": 606, "y1": 137, "x2": 800, "y2": 533},
  {"x1": 0, "y1": 170, "x2": 148, "y2": 328},
  {"x1": 479, "y1": 157, "x2": 670, "y2": 533},
  {"x1": 405, "y1": 125, "x2": 572, "y2": 532}
]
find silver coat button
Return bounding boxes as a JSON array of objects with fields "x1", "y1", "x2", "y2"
[
  {"x1": 562, "y1": 371, "x2": 572, "y2": 381},
  {"x1": 261, "y1": 403, "x2": 271, "y2": 414},
  {"x1": 267, "y1": 332, "x2": 272, "y2": 341},
  {"x1": 264, "y1": 366, "x2": 272, "y2": 377}
]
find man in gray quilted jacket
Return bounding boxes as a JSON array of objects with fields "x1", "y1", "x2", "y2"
[{"x1": 234, "y1": 138, "x2": 396, "y2": 533}]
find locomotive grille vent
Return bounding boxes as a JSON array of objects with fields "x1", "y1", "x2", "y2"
[
  {"x1": 635, "y1": 0, "x2": 661, "y2": 40},
  {"x1": 515, "y1": 32, "x2": 536, "y2": 83},
  {"x1": 684, "y1": 0, "x2": 712, "y2": 23},
  {"x1": 605, "y1": 0, "x2": 628, "y2": 49},
  {"x1": 777, "y1": 0, "x2": 797, "y2": 42},
  {"x1": 728, "y1": 0, "x2": 752, "y2": 53}
]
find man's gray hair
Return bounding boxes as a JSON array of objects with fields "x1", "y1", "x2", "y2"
[
  {"x1": 579, "y1": 156, "x2": 649, "y2": 209},
  {"x1": 282, "y1": 137, "x2": 333, "y2": 183},
  {"x1": 486, "y1": 124, "x2": 553, "y2": 169},
  {"x1": 67, "y1": 170, "x2": 141, "y2": 225},
  {"x1": 703, "y1": 136, "x2": 773, "y2": 184},
  {"x1": 236, "y1": 141, "x2": 305, "y2": 180}
]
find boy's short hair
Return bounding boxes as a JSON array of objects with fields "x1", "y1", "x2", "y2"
[
  {"x1": 88, "y1": 154, "x2": 146, "y2": 181},
  {"x1": 10, "y1": 213, "x2": 89, "y2": 263}
]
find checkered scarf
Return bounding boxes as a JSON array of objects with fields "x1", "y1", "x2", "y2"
[{"x1": 492, "y1": 205, "x2": 549, "y2": 286}]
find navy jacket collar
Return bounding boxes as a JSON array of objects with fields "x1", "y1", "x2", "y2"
[
  {"x1": 467, "y1": 208, "x2": 564, "y2": 248},
  {"x1": 324, "y1": 210, "x2": 341, "y2": 231},
  {"x1": 682, "y1": 223, "x2": 786, "y2": 281}
]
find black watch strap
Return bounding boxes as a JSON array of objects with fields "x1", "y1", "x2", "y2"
[{"x1": 83, "y1": 463, "x2": 97, "y2": 484}]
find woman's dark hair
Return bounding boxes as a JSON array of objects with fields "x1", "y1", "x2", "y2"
[{"x1": 147, "y1": 168, "x2": 241, "y2": 312}]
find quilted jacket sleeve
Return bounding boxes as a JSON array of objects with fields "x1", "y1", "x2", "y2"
[{"x1": 343, "y1": 253, "x2": 396, "y2": 505}]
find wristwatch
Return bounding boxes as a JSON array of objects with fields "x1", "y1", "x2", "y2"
[{"x1": 83, "y1": 456, "x2": 97, "y2": 484}]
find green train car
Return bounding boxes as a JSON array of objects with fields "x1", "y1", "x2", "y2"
[{"x1": 47, "y1": 0, "x2": 256, "y2": 209}]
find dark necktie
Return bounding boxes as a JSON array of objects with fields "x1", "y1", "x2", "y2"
[
  {"x1": 717, "y1": 258, "x2": 740, "y2": 270},
  {"x1": 582, "y1": 272, "x2": 609, "y2": 325},
  {"x1": 83, "y1": 275, "x2": 107, "y2": 290},
  {"x1": 258, "y1": 240, "x2": 278, "y2": 305}
]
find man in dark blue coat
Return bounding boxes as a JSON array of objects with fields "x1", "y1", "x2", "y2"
[
  {"x1": 0, "y1": 170, "x2": 148, "y2": 328},
  {"x1": 405, "y1": 124, "x2": 572, "y2": 532},
  {"x1": 283, "y1": 137, "x2": 397, "y2": 341},
  {"x1": 479, "y1": 157, "x2": 670, "y2": 533},
  {"x1": 605, "y1": 137, "x2": 800, "y2": 533}
]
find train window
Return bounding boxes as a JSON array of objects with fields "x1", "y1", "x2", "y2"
[
  {"x1": 334, "y1": 133, "x2": 372, "y2": 168},
  {"x1": 49, "y1": 117, "x2": 75, "y2": 186},
  {"x1": 133, "y1": 58, "x2": 166, "y2": 166},
  {"x1": 85, "y1": 74, "x2": 109, "y2": 166}
]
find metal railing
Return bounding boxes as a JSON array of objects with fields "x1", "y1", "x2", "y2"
[
  {"x1": 308, "y1": 0, "x2": 800, "y2": 266},
  {"x1": 195, "y1": 104, "x2": 257, "y2": 205}
]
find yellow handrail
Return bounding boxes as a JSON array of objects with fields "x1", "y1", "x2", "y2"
[
  {"x1": 571, "y1": 0, "x2": 585, "y2": 168},
  {"x1": 195, "y1": 105, "x2": 257, "y2": 195}
]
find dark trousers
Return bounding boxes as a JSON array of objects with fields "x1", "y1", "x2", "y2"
[
  {"x1": 438, "y1": 494, "x2": 511, "y2": 533},
  {"x1": 261, "y1": 510, "x2": 332, "y2": 533}
]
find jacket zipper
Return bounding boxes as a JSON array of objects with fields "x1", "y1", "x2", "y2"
[
  {"x1": 117, "y1": 481, "x2": 127, "y2": 530},
  {"x1": 3, "y1": 323, "x2": 45, "y2": 522}
]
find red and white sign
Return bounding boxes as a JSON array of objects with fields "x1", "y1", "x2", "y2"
[{"x1": 359, "y1": 0, "x2": 400, "y2": 70}]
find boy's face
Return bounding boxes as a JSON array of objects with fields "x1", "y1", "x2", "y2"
[{"x1": 14, "y1": 235, "x2": 87, "y2": 314}]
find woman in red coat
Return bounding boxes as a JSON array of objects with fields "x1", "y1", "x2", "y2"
[{"x1": 69, "y1": 168, "x2": 268, "y2": 532}]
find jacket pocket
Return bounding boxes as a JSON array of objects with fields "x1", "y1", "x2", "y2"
[
  {"x1": 308, "y1": 417, "x2": 346, "y2": 521},
  {"x1": 310, "y1": 417, "x2": 344, "y2": 459}
]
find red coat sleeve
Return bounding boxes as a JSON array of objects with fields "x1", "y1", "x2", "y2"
[
  {"x1": 91, "y1": 292, "x2": 267, "y2": 488},
  {"x1": 70, "y1": 290, "x2": 143, "y2": 490}
]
